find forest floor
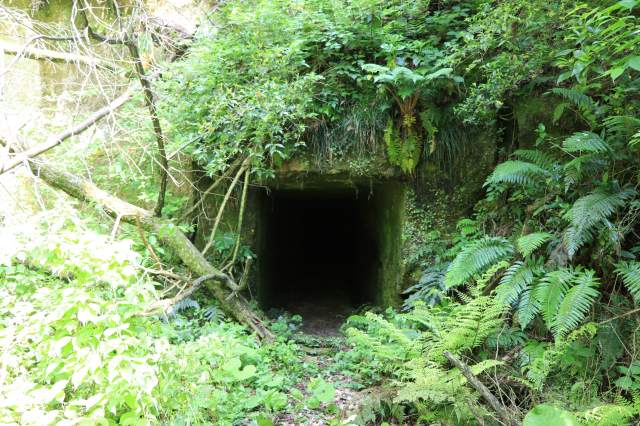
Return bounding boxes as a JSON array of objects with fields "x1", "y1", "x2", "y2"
[{"x1": 272, "y1": 306, "x2": 379, "y2": 426}]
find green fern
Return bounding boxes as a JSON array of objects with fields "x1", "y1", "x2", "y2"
[
  {"x1": 532, "y1": 268, "x2": 575, "y2": 330},
  {"x1": 580, "y1": 390, "x2": 640, "y2": 425},
  {"x1": 562, "y1": 153, "x2": 605, "y2": 190},
  {"x1": 418, "y1": 295, "x2": 507, "y2": 359},
  {"x1": 562, "y1": 131, "x2": 610, "y2": 154},
  {"x1": 615, "y1": 261, "x2": 640, "y2": 303},
  {"x1": 484, "y1": 160, "x2": 550, "y2": 187},
  {"x1": 384, "y1": 119, "x2": 401, "y2": 165},
  {"x1": 400, "y1": 132, "x2": 422, "y2": 173},
  {"x1": 495, "y1": 258, "x2": 544, "y2": 329},
  {"x1": 445, "y1": 237, "x2": 514, "y2": 289},
  {"x1": 629, "y1": 130, "x2": 640, "y2": 148},
  {"x1": 517, "y1": 232, "x2": 553, "y2": 257},
  {"x1": 603, "y1": 115, "x2": 640, "y2": 140},
  {"x1": 516, "y1": 288, "x2": 539, "y2": 330},
  {"x1": 495, "y1": 260, "x2": 541, "y2": 305},
  {"x1": 514, "y1": 149, "x2": 558, "y2": 170},
  {"x1": 551, "y1": 87, "x2": 598, "y2": 112},
  {"x1": 553, "y1": 269, "x2": 600, "y2": 339},
  {"x1": 564, "y1": 186, "x2": 636, "y2": 258}
]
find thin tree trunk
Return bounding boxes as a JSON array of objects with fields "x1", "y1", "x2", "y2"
[
  {"x1": 125, "y1": 40, "x2": 168, "y2": 217},
  {"x1": 28, "y1": 159, "x2": 274, "y2": 341}
]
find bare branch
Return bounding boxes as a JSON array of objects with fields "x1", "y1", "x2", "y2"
[
  {"x1": 444, "y1": 351, "x2": 520, "y2": 426},
  {"x1": 0, "y1": 86, "x2": 133, "y2": 175},
  {"x1": 0, "y1": 38, "x2": 113, "y2": 73}
]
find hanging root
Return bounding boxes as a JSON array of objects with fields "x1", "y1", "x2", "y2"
[{"x1": 202, "y1": 157, "x2": 251, "y2": 256}]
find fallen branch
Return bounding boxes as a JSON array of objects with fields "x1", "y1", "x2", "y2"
[
  {"x1": 443, "y1": 351, "x2": 520, "y2": 426},
  {"x1": 0, "y1": 86, "x2": 133, "y2": 175},
  {"x1": 27, "y1": 158, "x2": 274, "y2": 341}
]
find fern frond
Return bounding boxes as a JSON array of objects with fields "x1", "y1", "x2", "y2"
[
  {"x1": 615, "y1": 261, "x2": 640, "y2": 303},
  {"x1": 553, "y1": 269, "x2": 600, "y2": 339},
  {"x1": 514, "y1": 149, "x2": 557, "y2": 170},
  {"x1": 445, "y1": 237, "x2": 514, "y2": 289},
  {"x1": 516, "y1": 288, "x2": 538, "y2": 330},
  {"x1": 562, "y1": 131, "x2": 609, "y2": 154},
  {"x1": 604, "y1": 115, "x2": 640, "y2": 139},
  {"x1": 384, "y1": 120, "x2": 401, "y2": 165},
  {"x1": 562, "y1": 153, "x2": 607, "y2": 190},
  {"x1": 495, "y1": 261, "x2": 537, "y2": 305},
  {"x1": 564, "y1": 186, "x2": 636, "y2": 258},
  {"x1": 484, "y1": 160, "x2": 549, "y2": 187},
  {"x1": 532, "y1": 268, "x2": 574, "y2": 329},
  {"x1": 629, "y1": 130, "x2": 640, "y2": 148},
  {"x1": 517, "y1": 232, "x2": 552, "y2": 257},
  {"x1": 551, "y1": 87, "x2": 598, "y2": 112},
  {"x1": 168, "y1": 298, "x2": 200, "y2": 317},
  {"x1": 425, "y1": 295, "x2": 506, "y2": 359}
]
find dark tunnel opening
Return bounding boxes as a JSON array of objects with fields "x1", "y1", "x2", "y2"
[{"x1": 257, "y1": 187, "x2": 382, "y2": 334}]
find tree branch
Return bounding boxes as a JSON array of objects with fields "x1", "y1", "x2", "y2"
[
  {"x1": 0, "y1": 39, "x2": 106, "y2": 68},
  {"x1": 0, "y1": 86, "x2": 133, "y2": 175},
  {"x1": 444, "y1": 351, "x2": 520, "y2": 426},
  {"x1": 76, "y1": 0, "x2": 169, "y2": 217},
  {"x1": 25, "y1": 158, "x2": 273, "y2": 341}
]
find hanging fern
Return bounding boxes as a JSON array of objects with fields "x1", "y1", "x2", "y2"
[
  {"x1": 445, "y1": 237, "x2": 514, "y2": 289},
  {"x1": 400, "y1": 132, "x2": 422, "y2": 173},
  {"x1": 484, "y1": 160, "x2": 550, "y2": 187},
  {"x1": 615, "y1": 261, "x2": 640, "y2": 303},
  {"x1": 562, "y1": 131, "x2": 610, "y2": 154},
  {"x1": 532, "y1": 268, "x2": 575, "y2": 329},
  {"x1": 564, "y1": 186, "x2": 636, "y2": 258},
  {"x1": 384, "y1": 120, "x2": 422, "y2": 173},
  {"x1": 517, "y1": 232, "x2": 553, "y2": 257},
  {"x1": 553, "y1": 269, "x2": 600, "y2": 339},
  {"x1": 384, "y1": 119, "x2": 401, "y2": 165}
]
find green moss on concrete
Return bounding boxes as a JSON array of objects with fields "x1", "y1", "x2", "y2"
[{"x1": 372, "y1": 181, "x2": 405, "y2": 307}]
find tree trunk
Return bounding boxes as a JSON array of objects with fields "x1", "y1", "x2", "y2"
[{"x1": 29, "y1": 159, "x2": 274, "y2": 341}]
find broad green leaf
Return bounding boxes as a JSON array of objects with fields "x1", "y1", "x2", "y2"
[
  {"x1": 609, "y1": 66, "x2": 626, "y2": 81},
  {"x1": 524, "y1": 404, "x2": 580, "y2": 426},
  {"x1": 618, "y1": 0, "x2": 637, "y2": 9},
  {"x1": 627, "y1": 56, "x2": 640, "y2": 71}
]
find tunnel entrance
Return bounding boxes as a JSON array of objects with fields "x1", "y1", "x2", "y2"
[{"x1": 256, "y1": 181, "x2": 404, "y2": 335}]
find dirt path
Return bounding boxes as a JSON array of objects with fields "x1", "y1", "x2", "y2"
[{"x1": 274, "y1": 335, "x2": 365, "y2": 426}]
